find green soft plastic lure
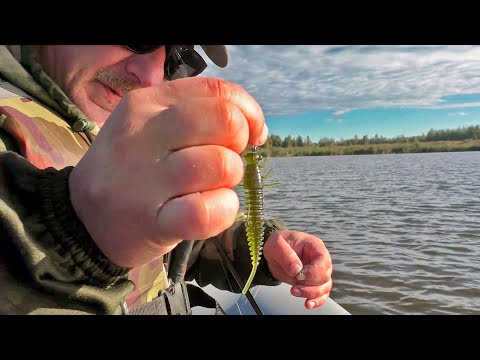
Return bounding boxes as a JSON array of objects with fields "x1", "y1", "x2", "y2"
[{"x1": 240, "y1": 146, "x2": 279, "y2": 294}]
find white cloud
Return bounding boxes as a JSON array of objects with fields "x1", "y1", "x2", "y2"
[
  {"x1": 201, "y1": 45, "x2": 480, "y2": 116},
  {"x1": 426, "y1": 103, "x2": 480, "y2": 109},
  {"x1": 325, "y1": 118, "x2": 344, "y2": 123},
  {"x1": 448, "y1": 111, "x2": 469, "y2": 116}
]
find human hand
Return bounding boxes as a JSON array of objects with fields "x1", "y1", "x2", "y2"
[
  {"x1": 69, "y1": 77, "x2": 268, "y2": 268},
  {"x1": 263, "y1": 230, "x2": 333, "y2": 309}
]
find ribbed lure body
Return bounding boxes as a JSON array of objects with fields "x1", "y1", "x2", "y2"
[{"x1": 241, "y1": 147, "x2": 265, "y2": 294}]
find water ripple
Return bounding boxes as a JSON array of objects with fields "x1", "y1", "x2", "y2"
[{"x1": 237, "y1": 152, "x2": 480, "y2": 314}]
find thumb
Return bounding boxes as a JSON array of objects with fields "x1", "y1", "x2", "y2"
[{"x1": 266, "y1": 232, "x2": 303, "y2": 278}]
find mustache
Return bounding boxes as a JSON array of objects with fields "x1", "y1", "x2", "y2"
[{"x1": 96, "y1": 70, "x2": 140, "y2": 95}]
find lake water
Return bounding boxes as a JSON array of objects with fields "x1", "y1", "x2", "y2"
[{"x1": 237, "y1": 151, "x2": 480, "y2": 315}]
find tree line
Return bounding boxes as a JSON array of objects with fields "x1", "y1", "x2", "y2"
[
  {"x1": 258, "y1": 125, "x2": 480, "y2": 156},
  {"x1": 265, "y1": 125, "x2": 480, "y2": 148}
]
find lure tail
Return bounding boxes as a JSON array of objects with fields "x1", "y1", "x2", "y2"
[
  {"x1": 241, "y1": 146, "x2": 266, "y2": 294},
  {"x1": 242, "y1": 264, "x2": 258, "y2": 295},
  {"x1": 242, "y1": 186, "x2": 265, "y2": 294}
]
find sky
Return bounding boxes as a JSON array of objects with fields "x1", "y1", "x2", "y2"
[{"x1": 200, "y1": 45, "x2": 480, "y2": 142}]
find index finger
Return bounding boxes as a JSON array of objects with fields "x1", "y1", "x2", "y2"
[{"x1": 153, "y1": 77, "x2": 266, "y2": 146}]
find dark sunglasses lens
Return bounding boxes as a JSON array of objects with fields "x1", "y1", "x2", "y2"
[
  {"x1": 125, "y1": 45, "x2": 163, "y2": 54},
  {"x1": 165, "y1": 46, "x2": 207, "y2": 80}
]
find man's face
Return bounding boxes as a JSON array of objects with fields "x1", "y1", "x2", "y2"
[{"x1": 37, "y1": 45, "x2": 167, "y2": 126}]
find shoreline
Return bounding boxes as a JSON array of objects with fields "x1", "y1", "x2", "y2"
[{"x1": 258, "y1": 140, "x2": 480, "y2": 157}]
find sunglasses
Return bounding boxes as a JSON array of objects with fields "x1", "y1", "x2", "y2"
[{"x1": 124, "y1": 45, "x2": 208, "y2": 81}]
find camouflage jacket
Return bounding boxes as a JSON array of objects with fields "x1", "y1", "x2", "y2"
[{"x1": 0, "y1": 45, "x2": 283, "y2": 315}]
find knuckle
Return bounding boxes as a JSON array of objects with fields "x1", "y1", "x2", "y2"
[
  {"x1": 325, "y1": 257, "x2": 333, "y2": 271},
  {"x1": 232, "y1": 152, "x2": 245, "y2": 183},
  {"x1": 185, "y1": 197, "x2": 212, "y2": 240},
  {"x1": 212, "y1": 148, "x2": 243, "y2": 186},
  {"x1": 316, "y1": 237, "x2": 326, "y2": 249},
  {"x1": 212, "y1": 146, "x2": 229, "y2": 183},
  {"x1": 206, "y1": 77, "x2": 233, "y2": 100},
  {"x1": 326, "y1": 281, "x2": 333, "y2": 293},
  {"x1": 324, "y1": 257, "x2": 333, "y2": 271},
  {"x1": 217, "y1": 101, "x2": 236, "y2": 133},
  {"x1": 228, "y1": 154, "x2": 243, "y2": 187}
]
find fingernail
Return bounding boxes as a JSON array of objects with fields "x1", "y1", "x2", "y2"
[
  {"x1": 296, "y1": 270, "x2": 306, "y2": 281},
  {"x1": 290, "y1": 263, "x2": 302, "y2": 277},
  {"x1": 292, "y1": 288, "x2": 301, "y2": 297},
  {"x1": 258, "y1": 124, "x2": 268, "y2": 145},
  {"x1": 307, "y1": 300, "x2": 316, "y2": 309}
]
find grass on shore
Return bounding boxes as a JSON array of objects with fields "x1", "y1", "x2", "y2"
[{"x1": 258, "y1": 139, "x2": 480, "y2": 157}]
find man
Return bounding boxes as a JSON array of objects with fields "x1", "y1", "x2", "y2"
[{"x1": 0, "y1": 45, "x2": 333, "y2": 315}]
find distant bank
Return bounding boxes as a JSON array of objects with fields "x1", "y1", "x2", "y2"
[
  {"x1": 259, "y1": 139, "x2": 480, "y2": 157},
  {"x1": 259, "y1": 125, "x2": 480, "y2": 157}
]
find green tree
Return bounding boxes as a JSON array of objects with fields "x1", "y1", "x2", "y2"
[
  {"x1": 295, "y1": 135, "x2": 304, "y2": 147},
  {"x1": 270, "y1": 134, "x2": 282, "y2": 147},
  {"x1": 305, "y1": 136, "x2": 312, "y2": 146},
  {"x1": 282, "y1": 135, "x2": 294, "y2": 148}
]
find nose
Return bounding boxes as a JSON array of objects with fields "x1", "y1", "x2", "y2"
[{"x1": 124, "y1": 47, "x2": 167, "y2": 87}]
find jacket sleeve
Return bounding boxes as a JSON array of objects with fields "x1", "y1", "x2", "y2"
[
  {"x1": 0, "y1": 137, "x2": 133, "y2": 314},
  {"x1": 184, "y1": 215, "x2": 285, "y2": 292}
]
